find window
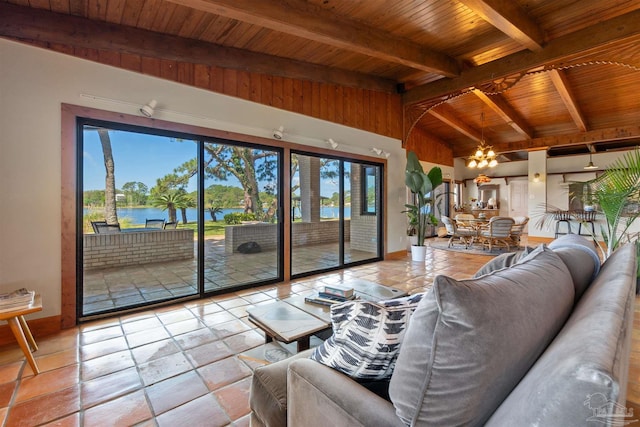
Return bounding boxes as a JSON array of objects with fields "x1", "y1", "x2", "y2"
[{"x1": 361, "y1": 165, "x2": 377, "y2": 215}]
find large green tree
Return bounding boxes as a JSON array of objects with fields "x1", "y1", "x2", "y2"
[{"x1": 121, "y1": 181, "x2": 148, "y2": 206}]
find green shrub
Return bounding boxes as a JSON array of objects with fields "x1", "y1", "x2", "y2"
[{"x1": 223, "y1": 212, "x2": 257, "y2": 224}]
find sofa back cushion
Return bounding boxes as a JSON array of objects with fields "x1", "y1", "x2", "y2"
[
  {"x1": 484, "y1": 243, "x2": 636, "y2": 427},
  {"x1": 388, "y1": 245, "x2": 575, "y2": 426},
  {"x1": 472, "y1": 246, "x2": 533, "y2": 278},
  {"x1": 548, "y1": 234, "x2": 601, "y2": 300}
]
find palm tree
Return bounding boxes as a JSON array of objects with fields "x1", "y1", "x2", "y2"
[
  {"x1": 151, "y1": 191, "x2": 189, "y2": 224},
  {"x1": 536, "y1": 148, "x2": 640, "y2": 259},
  {"x1": 177, "y1": 194, "x2": 196, "y2": 224},
  {"x1": 589, "y1": 148, "x2": 640, "y2": 258},
  {"x1": 97, "y1": 128, "x2": 118, "y2": 225},
  {"x1": 208, "y1": 206, "x2": 223, "y2": 222}
]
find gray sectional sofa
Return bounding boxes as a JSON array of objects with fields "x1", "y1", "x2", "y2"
[{"x1": 250, "y1": 236, "x2": 637, "y2": 426}]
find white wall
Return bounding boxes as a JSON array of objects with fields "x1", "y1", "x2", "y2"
[{"x1": 0, "y1": 39, "x2": 410, "y2": 319}]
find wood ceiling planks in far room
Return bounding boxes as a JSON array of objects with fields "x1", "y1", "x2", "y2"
[{"x1": 1, "y1": 0, "x2": 640, "y2": 163}]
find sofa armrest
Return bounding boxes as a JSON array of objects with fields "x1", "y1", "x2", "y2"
[{"x1": 287, "y1": 359, "x2": 402, "y2": 427}]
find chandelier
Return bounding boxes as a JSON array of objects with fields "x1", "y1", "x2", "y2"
[
  {"x1": 474, "y1": 174, "x2": 492, "y2": 185},
  {"x1": 466, "y1": 113, "x2": 498, "y2": 169}
]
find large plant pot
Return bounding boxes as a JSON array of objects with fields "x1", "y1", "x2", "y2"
[{"x1": 411, "y1": 245, "x2": 427, "y2": 262}]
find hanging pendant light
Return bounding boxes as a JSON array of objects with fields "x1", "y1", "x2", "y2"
[
  {"x1": 584, "y1": 151, "x2": 598, "y2": 170},
  {"x1": 466, "y1": 113, "x2": 498, "y2": 169}
]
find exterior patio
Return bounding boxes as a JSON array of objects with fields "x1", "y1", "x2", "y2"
[{"x1": 83, "y1": 238, "x2": 376, "y2": 316}]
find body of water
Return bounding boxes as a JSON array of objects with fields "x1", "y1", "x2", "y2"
[{"x1": 84, "y1": 206, "x2": 351, "y2": 224}]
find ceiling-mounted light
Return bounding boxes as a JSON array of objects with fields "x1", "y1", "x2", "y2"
[
  {"x1": 372, "y1": 148, "x2": 383, "y2": 155},
  {"x1": 466, "y1": 112, "x2": 498, "y2": 169},
  {"x1": 140, "y1": 99, "x2": 157, "y2": 117},
  {"x1": 327, "y1": 138, "x2": 338, "y2": 149},
  {"x1": 273, "y1": 126, "x2": 284, "y2": 140},
  {"x1": 584, "y1": 151, "x2": 598, "y2": 170},
  {"x1": 474, "y1": 174, "x2": 492, "y2": 185}
]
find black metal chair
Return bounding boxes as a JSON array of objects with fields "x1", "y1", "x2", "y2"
[
  {"x1": 163, "y1": 221, "x2": 178, "y2": 229},
  {"x1": 90, "y1": 220, "x2": 107, "y2": 234},
  {"x1": 574, "y1": 209, "x2": 597, "y2": 241},
  {"x1": 554, "y1": 210, "x2": 572, "y2": 238},
  {"x1": 145, "y1": 218, "x2": 165, "y2": 229},
  {"x1": 94, "y1": 222, "x2": 121, "y2": 234}
]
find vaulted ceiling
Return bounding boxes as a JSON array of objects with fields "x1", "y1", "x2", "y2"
[{"x1": 2, "y1": 0, "x2": 640, "y2": 163}]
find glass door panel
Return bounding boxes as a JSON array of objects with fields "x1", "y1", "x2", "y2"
[
  {"x1": 344, "y1": 161, "x2": 382, "y2": 263},
  {"x1": 203, "y1": 143, "x2": 281, "y2": 292},
  {"x1": 291, "y1": 154, "x2": 342, "y2": 275},
  {"x1": 81, "y1": 125, "x2": 199, "y2": 317}
]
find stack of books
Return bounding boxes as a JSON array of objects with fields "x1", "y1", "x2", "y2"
[
  {"x1": 0, "y1": 288, "x2": 35, "y2": 310},
  {"x1": 305, "y1": 285, "x2": 356, "y2": 306}
]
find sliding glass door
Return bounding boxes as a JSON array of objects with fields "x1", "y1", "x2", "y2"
[
  {"x1": 79, "y1": 120, "x2": 282, "y2": 318},
  {"x1": 203, "y1": 142, "x2": 281, "y2": 292},
  {"x1": 290, "y1": 152, "x2": 383, "y2": 277}
]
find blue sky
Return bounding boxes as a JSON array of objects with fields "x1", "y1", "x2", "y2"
[
  {"x1": 84, "y1": 130, "x2": 201, "y2": 193},
  {"x1": 83, "y1": 128, "x2": 343, "y2": 196}
]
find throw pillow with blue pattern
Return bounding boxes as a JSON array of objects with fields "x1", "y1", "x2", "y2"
[{"x1": 310, "y1": 293, "x2": 425, "y2": 380}]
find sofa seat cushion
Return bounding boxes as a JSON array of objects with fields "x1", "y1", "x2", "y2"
[
  {"x1": 310, "y1": 293, "x2": 425, "y2": 380},
  {"x1": 388, "y1": 245, "x2": 575, "y2": 426},
  {"x1": 485, "y1": 244, "x2": 636, "y2": 427},
  {"x1": 249, "y1": 349, "x2": 313, "y2": 427}
]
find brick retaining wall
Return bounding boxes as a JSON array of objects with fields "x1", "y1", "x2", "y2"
[
  {"x1": 225, "y1": 221, "x2": 350, "y2": 253},
  {"x1": 83, "y1": 229, "x2": 194, "y2": 270}
]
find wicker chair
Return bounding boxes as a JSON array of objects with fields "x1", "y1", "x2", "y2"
[
  {"x1": 454, "y1": 213, "x2": 476, "y2": 231},
  {"x1": 478, "y1": 216, "x2": 515, "y2": 252},
  {"x1": 510, "y1": 216, "x2": 529, "y2": 247},
  {"x1": 441, "y1": 216, "x2": 477, "y2": 249}
]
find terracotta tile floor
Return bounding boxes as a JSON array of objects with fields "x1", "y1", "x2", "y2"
[{"x1": 1, "y1": 236, "x2": 640, "y2": 426}]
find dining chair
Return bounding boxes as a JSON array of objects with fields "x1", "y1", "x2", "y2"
[
  {"x1": 454, "y1": 213, "x2": 476, "y2": 231},
  {"x1": 441, "y1": 216, "x2": 477, "y2": 249},
  {"x1": 163, "y1": 221, "x2": 178, "y2": 229},
  {"x1": 478, "y1": 216, "x2": 515, "y2": 251},
  {"x1": 510, "y1": 216, "x2": 529, "y2": 247}
]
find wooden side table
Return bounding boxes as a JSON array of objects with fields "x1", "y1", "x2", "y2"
[{"x1": 0, "y1": 294, "x2": 42, "y2": 374}]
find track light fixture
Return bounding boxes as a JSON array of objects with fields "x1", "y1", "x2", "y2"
[
  {"x1": 139, "y1": 99, "x2": 157, "y2": 117},
  {"x1": 273, "y1": 126, "x2": 284, "y2": 140},
  {"x1": 327, "y1": 138, "x2": 338, "y2": 149}
]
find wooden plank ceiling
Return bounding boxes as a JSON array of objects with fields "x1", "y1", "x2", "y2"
[{"x1": 1, "y1": 0, "x2": 640, "y2": 162}]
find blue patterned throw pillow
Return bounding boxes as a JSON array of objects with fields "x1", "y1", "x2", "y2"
[{"x1": 310, "y1": 293, "x2": 425, "y2": 380}]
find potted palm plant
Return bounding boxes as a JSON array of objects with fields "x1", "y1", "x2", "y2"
[
  {"x1": 404, "y1": 151, "x2": 443, "y2": 261},
  {"x1": 537, "y1": 148, "x2": 640, "y2": 261},
  {"x1": 587, "y1": 148, "x2": 640, "y2": 259}
]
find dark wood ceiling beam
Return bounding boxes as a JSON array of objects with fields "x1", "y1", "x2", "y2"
[
  {"x1": 0, "y1": 2, "x2": 396, "y2": 93},
  {"x1": 451, "y1": 125, "x2": 640, "y2": 157},
  {"x1": 167, "y1": 0, "x2": 460, "y2": 77},
  {"x1": 404, "y1": 8, "x2": 640, "y2": 105},
  {"x1": 458, "y1": 0, "x2": 544, "y2": 51},
  {"x1": 428, "y1": 104, "x2": 483, "y2": 143},
  {"x1": 472, "y1": 89, "x2": 533, "y2": 140},
  {"x1": 548, "y1": 69, "x2": 588, "y2": 132}
]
